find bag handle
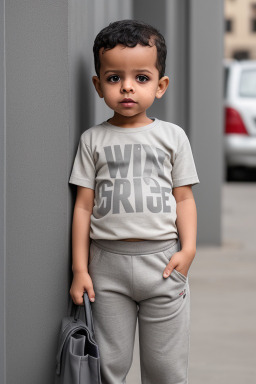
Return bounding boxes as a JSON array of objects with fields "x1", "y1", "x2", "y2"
[{"x1": 68, "y1": 292, "x2": 95, "y2": 336}]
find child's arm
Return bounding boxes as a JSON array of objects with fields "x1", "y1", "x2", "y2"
[
  {"x1": 69, "y1": 186, "x2": 96, "y2": 304},
  {"x1": 163, "y1": 185, "x2": 197, "y2": 278}
]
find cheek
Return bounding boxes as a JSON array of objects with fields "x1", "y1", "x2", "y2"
[
  {"x1": 143, "y1": 87, "x2": 157, "y2": 100},
  {"x1": 102, "y1": 85, "x2": 118, "y2": 99}
]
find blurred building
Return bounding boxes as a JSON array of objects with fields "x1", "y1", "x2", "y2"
[{"x1": 225, "y1": 0, "x2": 256, "y2": 59}]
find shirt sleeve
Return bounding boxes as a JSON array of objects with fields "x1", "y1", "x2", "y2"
[
  {"x1": 69, "y1": 136, "x2": 96, "y2": 189},
  {"x1": 172, "y1": 134, "x2": 200, "y2": 188}
]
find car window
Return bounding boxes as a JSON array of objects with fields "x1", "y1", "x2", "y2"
[
  {"x1": 224, "y1": 67, "x2": 229, "y2": 98},
  {"x1": 239, "y1": 69, "x2": 256, "y2": 98}
]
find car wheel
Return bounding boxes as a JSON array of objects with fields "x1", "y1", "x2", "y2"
[{"x1": 226, "y1": 165, "x2": 250, "y2": 182}]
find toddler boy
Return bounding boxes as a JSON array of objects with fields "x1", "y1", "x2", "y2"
[{"x1": 69, "y1": 19, "x2": 200, "y2": 384}]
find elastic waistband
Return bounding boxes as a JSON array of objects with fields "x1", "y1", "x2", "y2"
[{"x1": 91, "y1": 238, "x2": 179, "y2": 255}]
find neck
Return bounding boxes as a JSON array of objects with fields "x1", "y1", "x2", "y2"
[{"x1": 108, "y1": 113, "x2": 153, "y2": 128}]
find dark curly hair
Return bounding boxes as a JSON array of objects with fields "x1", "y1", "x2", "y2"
[{"x1": 93, "y1": 19, "x2": 167, "y2": 79}]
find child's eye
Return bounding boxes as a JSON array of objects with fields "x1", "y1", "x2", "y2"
[
  {"x1": 107, "y1": 75, "x2": 120, "y2": 83},
  {"x1": 137, "y1": 75, "x2": 149, "y2": 83}
]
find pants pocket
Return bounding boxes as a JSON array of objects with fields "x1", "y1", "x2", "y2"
[
  {"x1": 172, "y1": 268, "x2": 187, "y2": 283},
  {"x1": 162, "y1": 241, "x2": 187, "y2": 282}
]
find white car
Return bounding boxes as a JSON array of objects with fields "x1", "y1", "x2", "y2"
[{"x1": 224, "y1": 60, "x2": 256, "y2": 177}]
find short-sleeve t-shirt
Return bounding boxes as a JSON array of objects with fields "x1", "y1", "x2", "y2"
[{"x1": 69, "y1": 117, "x2": 200, "y2": 240}]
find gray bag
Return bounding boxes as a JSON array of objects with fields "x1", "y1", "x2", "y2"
[{"x1": 55, "y1": 292, "x2": 102, "y2": 384}]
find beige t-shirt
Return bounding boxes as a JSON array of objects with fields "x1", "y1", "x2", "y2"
[{"x1": 69, "y1": 117, "x2": 200, "y2": 240}]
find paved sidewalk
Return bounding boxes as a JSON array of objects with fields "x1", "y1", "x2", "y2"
[{"x1": 127, "y1": 182, "x2": 256, "y2": 384}]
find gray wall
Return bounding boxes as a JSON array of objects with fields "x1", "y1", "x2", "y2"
[
  {"x1": 3, "y1": 1, "x2": 70, "y2": 383},
  {"x1": 189, "y1": 0, "x2": 224, "y2": 245},
  {"x1": 0, "y1": 1, "x2": 224, "y2": 382}
]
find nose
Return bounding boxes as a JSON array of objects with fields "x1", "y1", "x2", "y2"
[{"x1": 121, "y1": 78, "x2": 135, "y2": 94}]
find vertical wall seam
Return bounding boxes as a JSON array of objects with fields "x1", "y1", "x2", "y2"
[
  {"x1": 67, "y1": 0, "x2": 73, "y2": 310},
  {"x1": 67, "y1": 0, "x2": 70, "y2": 310},
  {"x1": 3, "y1": 0, "x2": 6, "y2": 382}
]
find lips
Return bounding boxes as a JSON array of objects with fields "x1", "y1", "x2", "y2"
[
  {"x1": 120, "y1": 98, "x2": 137, "y2": 108},
  {"x1": 121, "y1": 98, "x2": 136, "y2": 103}
]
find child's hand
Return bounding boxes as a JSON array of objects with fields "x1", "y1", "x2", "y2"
[
  {"x1": 70, "y1": 271, "x2": 95, "y2": 305},
  {"x1": 163, "y1": 249, "x2": 195, "y2": 279}
]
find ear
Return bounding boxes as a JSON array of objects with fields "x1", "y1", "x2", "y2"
[
  {"x1": 92, "y1": 76, "x2": 104, "y2": 98},
  {"x1": 155, "y1": 76, "x2": 169, "y2": 99}
]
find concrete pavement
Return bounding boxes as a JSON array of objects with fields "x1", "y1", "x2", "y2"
[{"x1": 127, "y1": 182, "x2": 256, "y2": 384}]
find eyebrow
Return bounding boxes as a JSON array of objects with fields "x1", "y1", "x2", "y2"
[{"x1": 104, "y1": 69, "x2": 153, "y2": 75}]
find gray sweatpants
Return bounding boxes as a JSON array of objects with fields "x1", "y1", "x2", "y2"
[{"x1": 88, "y1": 238, "x2": 190, "y2": 384}]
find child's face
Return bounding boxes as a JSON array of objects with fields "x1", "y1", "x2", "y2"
[{"x1": 92, "y1": 44, "x2": 169, "y2": 122}]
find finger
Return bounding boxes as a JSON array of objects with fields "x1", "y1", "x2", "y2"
[
  {"x1": 163, "y1": 262, "x2": 176, "y2": 278},
  {"x1": 85, "y1": 287, "x2": 95, "y2": 302},
  {"x1": 72, "y1": 294, "x2": 84, "y2": 306}
]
